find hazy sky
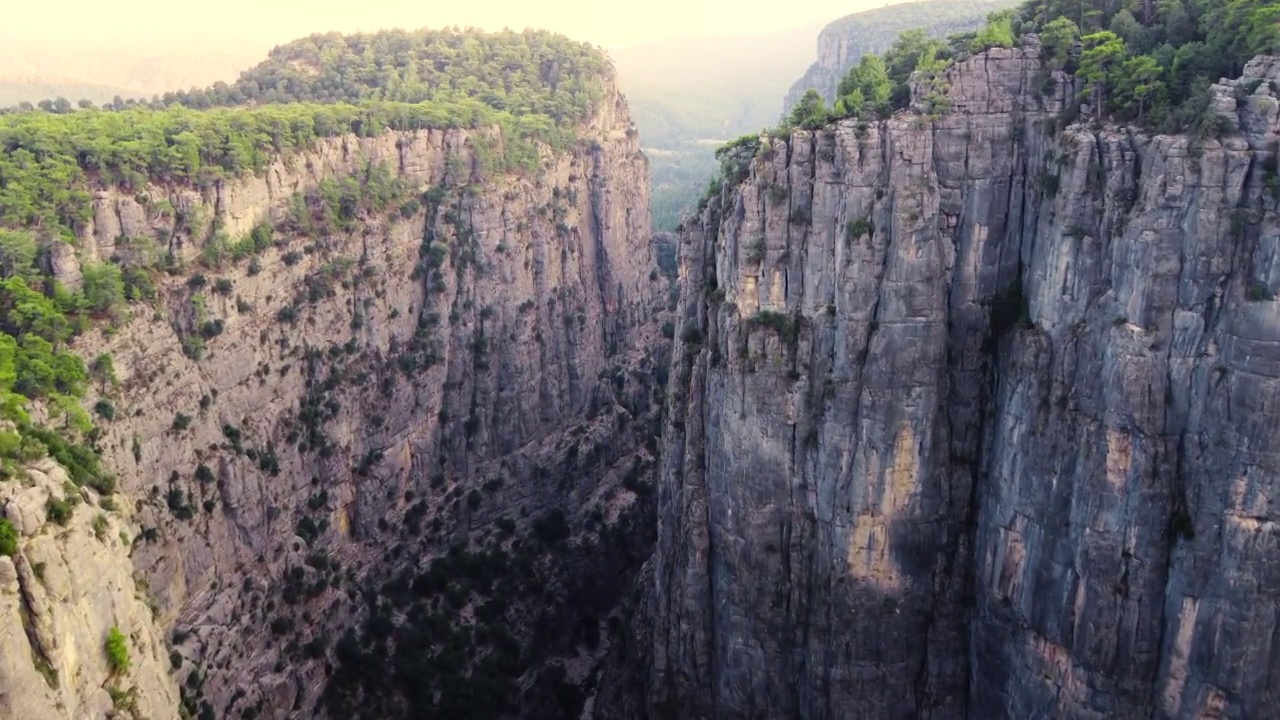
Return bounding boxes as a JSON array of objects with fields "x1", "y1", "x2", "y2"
[{"x1": 5, "y1": 0, "x2": 899, "y2": 50}]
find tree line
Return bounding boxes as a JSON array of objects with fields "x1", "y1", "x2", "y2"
[
  {"x1": 3, "y1": 28, "x2": 610, "y2": 128},
  {"x1": 0, "y1": 100, "x2": 568, "y2": 237},
  {"x1": 783, "y1": 0, "x2": 1279, "y2": 133}
]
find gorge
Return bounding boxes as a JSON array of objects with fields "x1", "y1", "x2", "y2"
[{"x1": 0, "y1": 9, "x2": 1279, "y2": 720}]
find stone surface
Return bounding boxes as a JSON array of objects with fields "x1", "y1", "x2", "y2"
[
  {"x1": 0, "y1": 459, "x2": 178, "y2": 720},
  {"x1": 652, "y1": 45, "x2": 1280, "y2": 720}
]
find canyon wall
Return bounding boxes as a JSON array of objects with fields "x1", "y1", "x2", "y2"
[
  {"x1": 7, "y1": 29, "x2": 1280, "y2": 720},
  {"x1": 2, "y1": 73, "x2": 663, "y2": 719},
  {"x1": 655, "y1": 42, "x2": 1280, "y2": 720}
]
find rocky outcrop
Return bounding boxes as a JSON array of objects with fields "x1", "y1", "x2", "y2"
[
  {"x1": 655, "y1": 41, "x2": 1280, "y2": 720},
  {"x1": 1, "y1": 72, "x2": 661, "y2": 720},
  {"x1": 0, "y1": 459, "x2": 179, "y2": 720},
  {"x1": 782, "y1": 0, "x2": 1015, "y2": 114}
]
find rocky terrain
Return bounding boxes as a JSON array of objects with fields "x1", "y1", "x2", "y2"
[
  {"x1": 1, "y1": 459, "x2": 177, "y2": 720},
  {"x1": 652, "y1": 40, "x2": 1280, "y2": 720}
]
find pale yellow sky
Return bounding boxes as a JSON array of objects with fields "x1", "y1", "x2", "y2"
[{"x1": 5, "y1": 0, "x2": 899, "y2": 50}]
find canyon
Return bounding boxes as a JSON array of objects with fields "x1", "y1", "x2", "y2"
[{"x1": 1, "y1": 25, "x2": 1279, "y2": 720}]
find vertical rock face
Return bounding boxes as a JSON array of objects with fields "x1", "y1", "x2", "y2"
[
  {"x1": 656, "y1": 43, "x2": 1280, "y2": 720},
  {"x1": 0, "y1": 74, "x2": 662, "y2": 719},
  {"x1": 0, "y1": 459, "x2": 178, "y2": 720}
]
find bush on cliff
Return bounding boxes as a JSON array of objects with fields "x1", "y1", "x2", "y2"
[
  {"x1": 105, "y1": 626, "x2": 130, "y2": 675},
  {"x1": 0, "y1": 518, "x2": 17, "y2": 557}
]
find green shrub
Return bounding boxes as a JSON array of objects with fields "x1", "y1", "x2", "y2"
[
  {"x1": 751, "y1": 310, "x2": 799, "y2": 345},
  {"x1": 199, "y1": 320, "x2": 224, "y2": 339},
  {"x1": 105, "y1": 627, "x2": 130, "y2": 675},
  {"x1": 91, "y1": 354, "x2": 118, "y2": 387},
  {"x1": 845, "y1": 216, "x2": 875, "y2": 242},
  {"x1": 166, "y1": 488, "x2": 195, "y2": 521},
  {"x1": 1247, "y1": 282, "x2": 1274, "y2": 302},
  {"x1": 46, "y1": 495, "x2": 74, "y2": 525},
  {"x1": 0, "y1": 518, "x2": 17, "y2": 556},
  {"x1": 80, "y1": 263, "x2": 126, "y2": 314},
  {"x1": 970, "y1": 9, "x2": 1016, "y2": 52},
  {"x1": 93, "y1": 400, "x2": 116, "y2": 421}
]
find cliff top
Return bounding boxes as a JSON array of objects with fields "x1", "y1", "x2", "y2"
[
  {"x1": 777, "y1": 0, "x2": 1280, "y2": 144},
  {"x1": 169, "y1": 28, "x2": 613, "y2": 125},
  {"x1": 0, "y1": 26, "x2": 632, "y2": 515},
  {"x1": 783, "y1": 0, "x2": 1018, "y2": 112},
  {"x1": 0, "y1": 28, "x2": 625, "y2": 235}
]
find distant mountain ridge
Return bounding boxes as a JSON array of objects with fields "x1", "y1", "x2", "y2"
[
  {"x1": 612, "y1": 22, "x2": 823, "y2": 147},
  {"x1": 783, "y1": 0, "x2": 1018, "y2": 112},
  {"x1": 0, "y1": 35, "x2": 268, "y2": 105},
  {"x1": 610, "y1": 22, "x2": 827, "y2": 230}
]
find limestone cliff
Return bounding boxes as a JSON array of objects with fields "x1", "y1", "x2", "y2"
[
  {"x1": 1, "y1": 459, "x2": 178, "y2": 720},
  {"x1": 653, "y1": 41, "x2": 1280, "y2": 720},
  {"x1": 0, "y1": 70, "x2": 662, "y2": 719}
]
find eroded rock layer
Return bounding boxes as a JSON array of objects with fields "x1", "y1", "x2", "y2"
[{"x1": 654, "y1": 46, "x2": 1280, "y2": 720}]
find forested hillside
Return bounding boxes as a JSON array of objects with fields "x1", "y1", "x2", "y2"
[
  {"x1": 783, "y1": 0, "x2": 1017, "y2": 111},
  {"x1": 0, "y1": 26, "x2": 612, "y2": 506},
  {"x1": 158, "y1": 29, "x2": 611, "y2": 123},
  {"x1": 0, "y1": 29, "x2": 608, "y2": 225},
  {"x1": 772, "y1": 0, "x2": 1280, "y2": 137}
]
